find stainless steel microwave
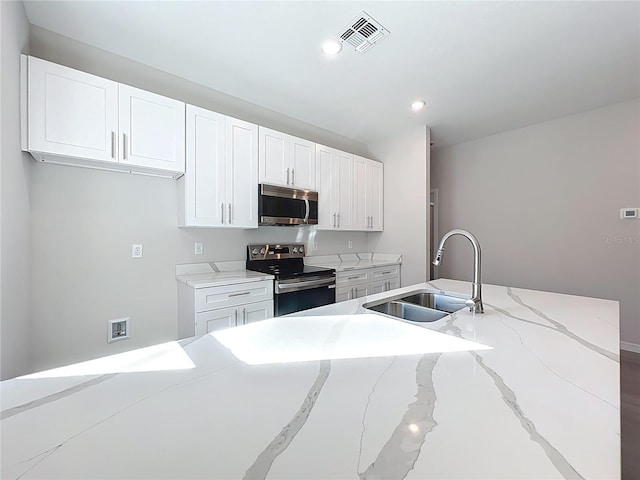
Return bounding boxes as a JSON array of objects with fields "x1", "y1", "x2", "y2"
[{"x1": 258, "y1": 184, "x2": 318, "y2": 226}]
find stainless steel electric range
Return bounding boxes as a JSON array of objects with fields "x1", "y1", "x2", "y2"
[{"x1": 246, "y1": 243, "x2": 335, "y2": 316}]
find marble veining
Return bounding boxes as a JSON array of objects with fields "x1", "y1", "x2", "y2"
[
  {"x1": 359, "y1": 353, "x2": 440, "y2": 480},
  {"x1": 506, "y1": 286, "x2": 619, "y2": 362},
  {"x1": 243, "y1": 360, "x2": 332, "y2": 480},
  {"x1": 0, "y1": 279, "x2": 619, "y2": 479},
  {"x1": 444, "y1": 317, "x2": 584, "y2": 479}
]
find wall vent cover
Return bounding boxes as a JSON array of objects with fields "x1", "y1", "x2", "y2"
[{"x1": 339, "y1": 11, "x2": 389, "y2": 53}]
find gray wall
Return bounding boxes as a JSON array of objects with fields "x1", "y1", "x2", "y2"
[
  {"x1": 1, "y1": 0, "x2": 31, "y2": 380},
  {"x1": 431, "y1": 99, "x2": 640, "y2": 348},
  {"x1": 368, "y1": 126, "x2": 431, "y2": 285},
  {"x1": 24, "y1": 27, "x2": 373, "y2": 373}
]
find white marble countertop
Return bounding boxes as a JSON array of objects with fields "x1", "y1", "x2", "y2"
[
  {"x1": 305, "y1": 252, "x2": 402, "y2": 272},
  {"x1": 175, "y1": 261, "x2": 274, "y2": 288},
  {"x1": 0, "y1": 279, "x2": 619, "y2": 479}
]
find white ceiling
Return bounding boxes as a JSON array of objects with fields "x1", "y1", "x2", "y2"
[{"x1": 22, "y1": 1, "x2": 640, "y2": 149}]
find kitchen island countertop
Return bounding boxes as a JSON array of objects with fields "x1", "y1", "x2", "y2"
[{"x1": 0, "y1": 279, "x2": 619, "y2": 479}]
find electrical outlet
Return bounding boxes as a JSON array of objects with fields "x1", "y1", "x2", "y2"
[
  {"x1": 194, "y1": 242, "x2": 204, "y2": 255},
  {"x1": 348, "y1": 240, "x2": 353, "y2": 249},
  {"x1": 131, "y1": 244, "x2": 143, "y2": 258},
  {"x1": 108, "y1": 318, "x2": 130, "y2": 343},
  {"x1": 313, "y1": 242, "x2": 318, "y2": 251}
]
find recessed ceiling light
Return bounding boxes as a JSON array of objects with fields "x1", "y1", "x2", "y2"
[
  {"x1": 410, "y1": 100, "x2": 426, "y2": 111},
  {"x1": 322, "y1": 39, "x2": 342, "y2": 56}
]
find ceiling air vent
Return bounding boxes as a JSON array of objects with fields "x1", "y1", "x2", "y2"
[{"x1": 339, "y1": 11, "x2": 389, "y2": 53}]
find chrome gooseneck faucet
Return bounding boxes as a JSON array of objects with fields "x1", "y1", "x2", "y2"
[{"x1": 432, "y1": 229, "x2": 484, "y2": 314}]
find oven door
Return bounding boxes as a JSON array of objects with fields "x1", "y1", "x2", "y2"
[
  {"x1": 274, "y1": 275, "x2": 335, "y2": 316},
  {"x1": 258, "y1": 184, "x2": 318, "y2": 226}
]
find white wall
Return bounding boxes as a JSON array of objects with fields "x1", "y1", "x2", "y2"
[
  {"x1": 368, "y1": 126, "x2": 431, "y2": 285},
  {"x1": 24, "y1": 27, "x2": 373, "y2": 373},
  {"x1": 431, "y1": 100, "x2": 640, "y2": 348},
  {"x1": 0, "y1": 0, "x2": 31, "y2": 380}
]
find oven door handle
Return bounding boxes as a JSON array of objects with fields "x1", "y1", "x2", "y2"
[{"x1": 275, "y1": 277, "x2": 336, "y2": 294}]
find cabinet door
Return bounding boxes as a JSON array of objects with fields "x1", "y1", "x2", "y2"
[
  {"x1": 27, "y1": 56, "x2": 118, "y2": 163},
  {"x1": 352, "y1": 156, "x2": 369, "y2": 230},
  {"x1": 315, "y1": 144, "x2": 336, "y2": 229},
  {"x1": 182, "y1": 105, "x2": 226, "y2": 227},
  {"x1": 353, "y1": 284, "x2": 370, "y2": 299},
  {"x1": 195, "y1": 307, "x2": 238, "y2": 336},
  {"x1": 335, "y1": 287, "x2": 353, "y2": 303},
  {"x1": 119, "y1": 84, "x2": 185, "y2": 173},
  {"x1": 336, "y1": 151, "x2": 353, "y2": 230},
  {"x1": 369, "y1": 161, "x2": 384, "y2": 231},
  {"x1": 290, "y1": 136, "x2": 316, "y2": 190},
  {"x1": 258, "y1": 127, "x2": 289, "y2": 187},
  {"x1": 370, "y1": 280, "x2": 386, "y2": 295},
  {"x1": 226, "y1": 117, "x2": 258, "y2": 228},
  {"x1": 240, "y1": 300, "x2": 274, "y2": 325}
]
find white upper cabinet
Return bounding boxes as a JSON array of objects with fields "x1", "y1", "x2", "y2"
[
  {"x1": 179, "y1": 106, "x2": 258, "y2": 228},
  {"x1": 315, "y1": 144, "x2": 353, "y2": 230},
  {"x1": 179, "y1": 105, "x2": 226, "y2": 227},
  {"x1": 226, "y1": 117, "x2": 259, "y2": 228},
  {"x1": 259, "y1": 127, "x2": 316, "y2": 190},
  {"x1": 27, "y1": 56, "x2": 119, "y2": 163},
  {"x1": 118, "y1": 84, "x2": 185, "y2": 173},
  {"x1": 23, "y1": 55, "x2": 185, "y2": 177},
  {"x1": 353, "y1": 156, "x2": 384, "y2": 231},
  {"x1": 290, "y1": 136, "x2": 316, "y2": 190}
]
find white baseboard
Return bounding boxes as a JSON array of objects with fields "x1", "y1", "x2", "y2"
[{"x1": 620, "y1": 341, "x2": 640, "y2": 353}]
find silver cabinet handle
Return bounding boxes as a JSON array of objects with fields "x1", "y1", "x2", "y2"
[
  {"x1": 221, "y1": 203, "x2": 225, "y2": 224},
  {"x1": 350, "y1": 288, "x2": 354, "y2": 300},
  {"x1": 111, "y1": 131, "x2": 116, "y2": 159},
  {"x1": 347, "y1": 276, "x2": 360, "y2": 280},
  {"x1": 122, "y1": 133, "x2": 127, "y2": 160},
  {"x1": 228, "y1": 291, "x2": 251, "y2": 298},
  {"x1": 291, "y1": 168, "x2": 295, "y2": 186},
  {"x1": 243, "y1": 308, "x2": 246, "y2": 324},
  {"x1": 333, "y1": 213, "x2": 336, "y2": 228},
  {"x1": 380, "y1": 271, "x2": 392, "y2": 275},
  {"x1": 234, "y1": 309, "x2": 238, "y2": 326},
  {"x1": 337, "y1": 213, "x2": 340, "y2": 228},
  {"x1": 286, "y1": 168, "x2": 290, "y2": 185},
  {"x1": 228, "y1": 204, "x2": 232, "y2": 224}
]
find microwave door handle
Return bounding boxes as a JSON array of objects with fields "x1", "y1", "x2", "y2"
[{"x1": 303, "y1": 198, "x2": 309, "y2": 224}]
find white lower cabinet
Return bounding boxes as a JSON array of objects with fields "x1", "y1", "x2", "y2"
[
  {"x1": 178, "y1": 279, "x2": 273, "y2": 339},
  {"x1": 195, "y1": 300, "x2": 273, "y2": 335},
  {"x1": 335, "y1": 264, "x2": 401, "y2": 303},
  {"x1": 336, "y1": 269, "x2": 371, "y2": 301},
  {"x1": 371, "y1": 278, "x2": 400, "y2": 294}
]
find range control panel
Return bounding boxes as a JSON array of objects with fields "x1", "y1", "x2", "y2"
[{"x1": 247, "y1": 243, "x2": 306, "y2": 261}]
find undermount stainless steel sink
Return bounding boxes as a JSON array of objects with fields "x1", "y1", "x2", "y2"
[
  {"x1": 398, "y1": 293, "x2": 467, "y2": 314},
  {"x1": 363, "y1": 290, "x2": 468, "y2": 323}
]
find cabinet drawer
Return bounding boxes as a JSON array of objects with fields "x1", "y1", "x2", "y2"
[
  {"x1": 336, "y1": 269, "x2": 370, "y2": 286},
  {"x1": 195, "y1": 280, "x2": 273, "y2": 313},
  {"x1": 371, "y1": 264, "x2": 400, "y2": 281}
]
